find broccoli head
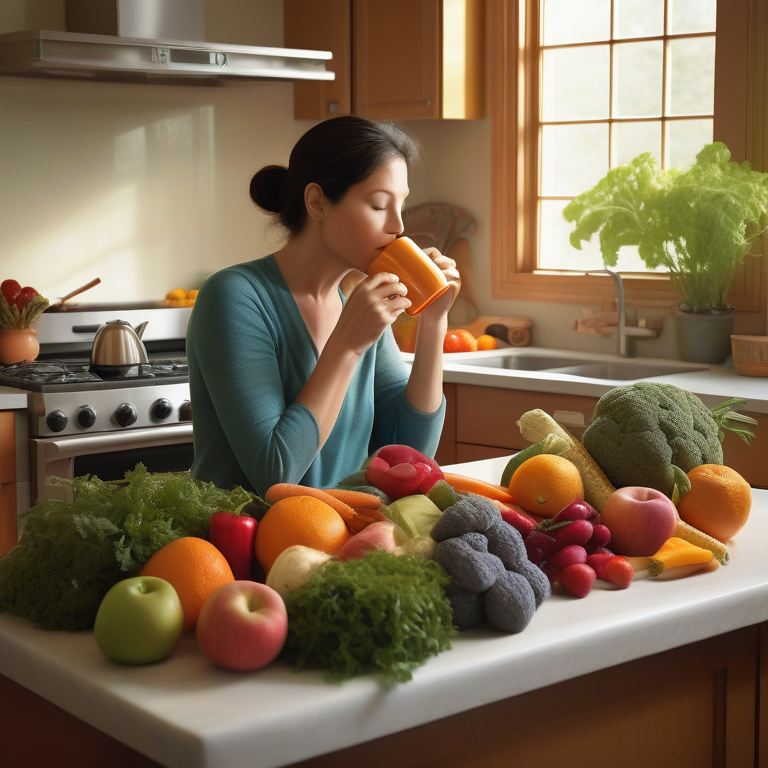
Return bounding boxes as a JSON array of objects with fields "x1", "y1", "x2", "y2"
[{"x1": 582, "y1": 382, "x2": 724, "y2": 495}]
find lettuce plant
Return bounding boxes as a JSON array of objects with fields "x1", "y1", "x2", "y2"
[{"x1": 563, "y1": 143, "x2": 768, "y2": 312}]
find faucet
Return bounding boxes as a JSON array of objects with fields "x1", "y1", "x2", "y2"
[{"x1": 590, "y1": 269, "x2": 659, "y2": 357}]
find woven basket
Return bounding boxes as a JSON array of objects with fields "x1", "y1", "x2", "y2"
[{"x1": 731, "y1": 335, "x2": 768, "y2": 377}]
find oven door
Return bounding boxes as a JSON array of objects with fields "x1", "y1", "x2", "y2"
[{"x1": 31, "y1": 424, "x2": 194, "y2": 504}]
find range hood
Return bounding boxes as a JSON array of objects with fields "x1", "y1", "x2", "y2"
[{"x1": 0, "y1": 0, "x2": 334, "y2": 84}]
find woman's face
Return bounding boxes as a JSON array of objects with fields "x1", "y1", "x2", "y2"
[{"x1": 319, "y1": 155, "x2": 409, "y2": 272}]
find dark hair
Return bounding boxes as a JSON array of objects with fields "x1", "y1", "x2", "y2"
[{"x1": 249, "y1": 116, "x2": 421, "y2": 235}]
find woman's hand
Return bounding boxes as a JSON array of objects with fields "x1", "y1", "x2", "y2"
[
  {"x1": 418, "y1": 247, "x2": 461, "y2": 322},
  {"x1": 333, "y1": 272, "x2": 411, "y2": 355}
]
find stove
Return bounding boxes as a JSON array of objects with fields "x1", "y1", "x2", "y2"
[
  {"x1": 0, "y1": 357, "x2": 192, "y2": 437},
  {"x1": 1, "y1": 304, "x2": 196, "y2": 511}
]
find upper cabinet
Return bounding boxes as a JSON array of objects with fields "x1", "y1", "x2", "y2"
[{"x1": 284, "y1": 0, "x2": 484, "y2": 120}]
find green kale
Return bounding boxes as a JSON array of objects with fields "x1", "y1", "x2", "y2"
[
  {"x1": 281, "y1": 550, "x2": 456, "y2": 686},
  {"x1": 0, "y1": 465, "x2": 251, "y2": 631},
  {"x1": 582, "y1": 383, "x2": 755, "y2": 495}
]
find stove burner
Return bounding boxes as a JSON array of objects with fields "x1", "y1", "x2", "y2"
[{"x1": 0, "y1": 357, "x2": 188, "y2": 392}]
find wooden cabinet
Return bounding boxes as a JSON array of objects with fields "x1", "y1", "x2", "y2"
[
  {"x1": 283, "y1": 0, "x2": 352, "y2": 119},
  {"x1": 0, "y1": 411, "x2": 19, "y2": 557},
  {"x1": 284, "y1": 0, "x2": 484, "y2": 120},
  {"x1": 436, "y1": 384, "x2": 600, "y2": 466}
]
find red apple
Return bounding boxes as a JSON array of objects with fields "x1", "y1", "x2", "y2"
[
  {"x1": 196, "y1": 581, "x2": 288, "y2": 671},
  {"x1": 601, "y1": 487, "x2": 677, "y2": 557}
]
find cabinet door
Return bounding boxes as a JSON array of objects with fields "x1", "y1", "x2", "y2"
[
  {"x1": 0, "y1": 411, "x2": 17, "y2": 556},
  {"x1": 284, "y1": 0, "x2": 352, "y2": 119},
  {"x1": 455, "y1": 386, "x2": 599, "y2": 453},
  {"x1": 353, "y1": 0, "x2": 441, "y2": 119}
]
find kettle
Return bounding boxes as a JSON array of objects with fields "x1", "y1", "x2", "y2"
[{"x1": 90, "y1": 319, "x2": 149, "y2": 372}]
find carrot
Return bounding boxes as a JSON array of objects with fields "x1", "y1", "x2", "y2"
[
  {"x1": 321, "y1": 487, "x2": 384, "y2": 510},
  {"x1": 265, "y1": 483, "x2": 376, "y2": 533},
  {"x1": 441, "y1": 472, "x2": 517, "y2": 504}
]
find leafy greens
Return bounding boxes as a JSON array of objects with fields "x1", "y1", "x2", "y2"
[
  {"x1": 281, "y1": 550, "x2": 456, "y2": 686},
  {"x1": 0, "y1": 465, "x2": 251, "y2": 631},
  {"x1": 563, "y1": 142, "x2": 768, "y2": 311}
]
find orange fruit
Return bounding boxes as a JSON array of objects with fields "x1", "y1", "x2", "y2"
[
  {"x1": 507, "y1": 454, "x2": 584, "y2": 518},
  {"x1": 140, "y1": 537, "x2": 234, "y2": 631},
  {"x1": 255, "y1": 496, "x2": 350, "y2": 574},
  {"x1": 477, "y1": 334, "x2": 498, "y2": 351},
  {"x1": 391, "y1": 312, "x2": 419, "y2": 353},
  {"x1": 677, "y1": 464, "x2": 752, "y2": 543}
]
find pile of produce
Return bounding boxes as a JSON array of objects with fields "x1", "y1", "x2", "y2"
[{"x1": 0, "y1": 383, "x2": 755, "y2": 686}]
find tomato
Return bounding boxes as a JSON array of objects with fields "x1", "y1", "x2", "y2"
[
  {"x1": 1, "y1": 279, "x2": 21, "y2": 305},
  {"x1": 443, "y1": 331, "x2": 461, "y2": 353},
  {"x1": 14, "y1": 286, "x2": 39, "y2": 311}
]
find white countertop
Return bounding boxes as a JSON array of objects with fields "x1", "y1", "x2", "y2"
[{"x1": 1, "y1": 456, "x2": 767, "y2": 768}]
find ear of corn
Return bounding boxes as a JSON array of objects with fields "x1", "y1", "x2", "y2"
[
  {"x1": 672, "y1": 516, "x2": 729, "y2": 564},
  {"x1": 649, "y1": 537, "x2": 714, "y2": 577},
  {"x1": 517, "y1": 409, "x2": 615, "y2": 513}
]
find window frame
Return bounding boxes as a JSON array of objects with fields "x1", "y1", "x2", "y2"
[{"x1": 488, "y1": 0, "x2": 768, "y2": 325}]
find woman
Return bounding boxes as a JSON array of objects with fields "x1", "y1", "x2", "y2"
[{"x1": 187, "y1": 116, "x2": 459, "y2": 496}]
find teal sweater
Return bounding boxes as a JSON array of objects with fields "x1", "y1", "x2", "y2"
[{"x1": 186, "y1": 255, "x2": 445, "y2": 495}]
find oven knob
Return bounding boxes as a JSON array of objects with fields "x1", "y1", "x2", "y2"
[
  {"x1": 178, "y1": 400, "x2": 193, "y2": 422},
  {"x1": 151, "y1": 398, "x2": 173, "y2": 421},
  {"x1": 114, "y1": 403, "x2": 138, "y2": 428},
  {"x1": 46, "y1": 410, "x2": 68, "y2": 433},
  {"x1": 76, "y1": 405, "x2": 97, "y2": 429}
]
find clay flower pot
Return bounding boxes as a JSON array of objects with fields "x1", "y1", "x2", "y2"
[{"x1": 0, "y1": 328, "x2": 40, "y2": 366}]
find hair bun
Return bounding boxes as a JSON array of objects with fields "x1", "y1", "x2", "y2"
[{"x1": 249, "y1": 164, "x2": 288, "y2": 213}]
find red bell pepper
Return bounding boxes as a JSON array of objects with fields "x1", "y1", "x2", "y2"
[{"x1": 209, "y1": 505, "x2": 258, "y2": 581}]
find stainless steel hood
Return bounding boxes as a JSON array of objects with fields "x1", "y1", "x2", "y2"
[{"x1": 0, "y1": 0, "x2": 334, "y2": 85}]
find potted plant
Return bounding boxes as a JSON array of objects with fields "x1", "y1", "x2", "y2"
[
  {"x1": 0, "y1": 280, "x2": 50, "y2": 366},
  {"x1": 563, "y1": 142, "x2": 768, "y2": 363}
]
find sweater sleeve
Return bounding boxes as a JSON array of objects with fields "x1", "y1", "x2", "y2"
[{"x1": 187, "y1": 265, "x2": 322, "y2": 494}]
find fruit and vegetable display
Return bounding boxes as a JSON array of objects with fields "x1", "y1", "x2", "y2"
[
  {"x1": 0, "y1": 279, "x2": 49, "y2": 330},
  {"x1": 0, "y1": 384, "x2": 756, "y2": 687}
]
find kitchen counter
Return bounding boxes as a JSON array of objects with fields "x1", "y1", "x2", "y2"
[
  {"x1": 435, "y1": 349, "x2": 768, "y2": 413},
  {"x1": 1, "y1": 456, "x2": 767, "y2": 768}
]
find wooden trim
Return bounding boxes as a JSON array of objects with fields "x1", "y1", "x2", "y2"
[{"x1": 489, "y1": 0, "x2": 767, "y2": 333}]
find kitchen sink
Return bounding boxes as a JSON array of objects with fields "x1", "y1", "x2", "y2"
[{"x1": 446, "y1": 352, "x2": 709, "y2": 381}]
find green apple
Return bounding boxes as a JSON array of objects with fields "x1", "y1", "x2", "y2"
[{"x1": 94, "y1": 576, "x2": 184, "y2": 664}]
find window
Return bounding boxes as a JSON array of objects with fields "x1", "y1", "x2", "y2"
[
  {"x1": 539, "y1": 0, "x2": 715, "y2": 273},
  {"x1": 488, "y1": 0, "x2": 767, "y2": 320}
]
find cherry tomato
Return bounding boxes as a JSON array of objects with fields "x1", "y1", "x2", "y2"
[
  {"x1": 1, "y1": 279, "x2": 21, "y2": 305},
  {"x1": 14, "y1": 286, "x2": 39, "y2": 310}
]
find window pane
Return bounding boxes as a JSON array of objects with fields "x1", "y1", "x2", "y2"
[
  {"x1": 614, "y1": 0, "x2": 664, "y2": 39},
  {"x1": 665, "y1": 118, "x2": 713, "y2": 168},
  {"x1": 541, "y1": 123, "x2": 609, "y2": 197},
  {"x1": 667, "y1": 36, "x2": 716, "y2": 116},
  {"x1": 613, "y1": 41, "x2": 663, "y2": 118},
  {"x1": 542, "y1": 201, "x2": 666, "y2": 272},
  {"x1": 613, "y1": 121, "x2": 662, "y2": 166},
  {"x1": 542, "y1": 46, "x2": 610, "y2": 121},
  {"x1": 540, "y1": 199, "x2": 606, "y2": 271},
  {"x1": 541, "y1": 0, "x2": 610, "y2": 45},
  {"x1": 668, "y1": 0, "x2": 717, "y2": 34}
]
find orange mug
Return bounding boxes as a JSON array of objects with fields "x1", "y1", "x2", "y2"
[{"x1": 367, "y1": 236, "x2": 455, "y2": 315}]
